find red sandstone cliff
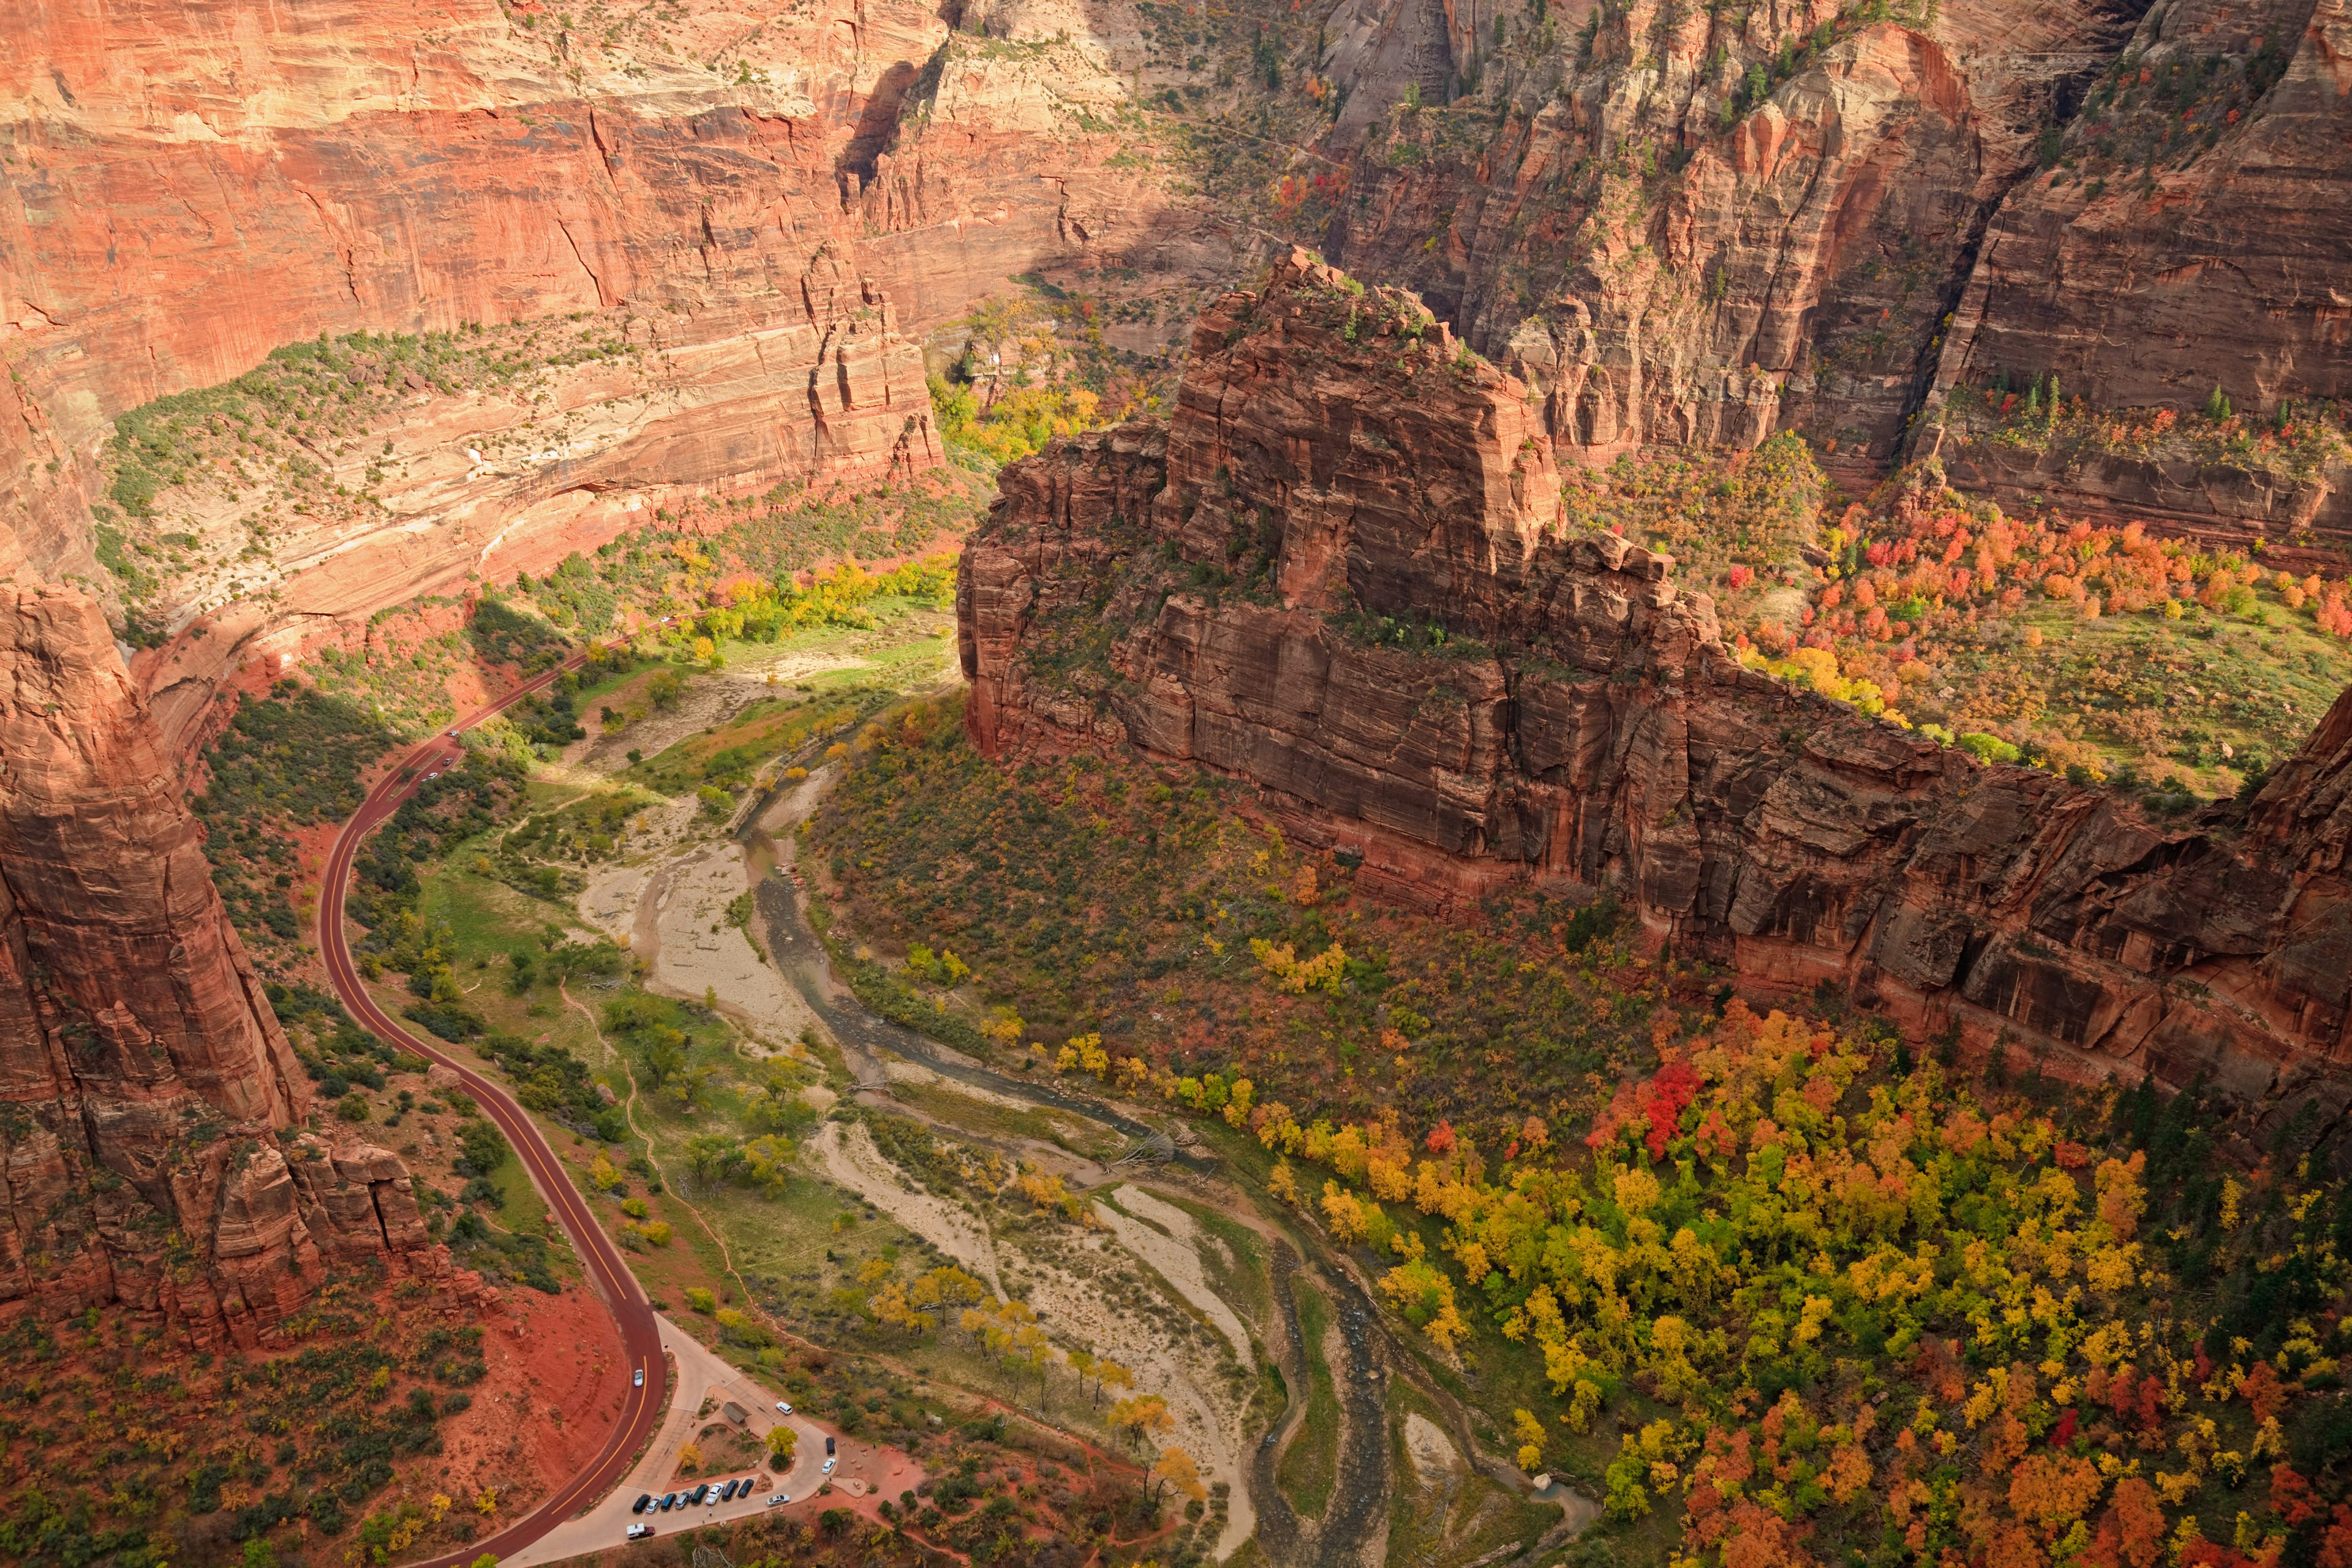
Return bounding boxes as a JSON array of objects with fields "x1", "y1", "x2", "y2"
[
  {"x1": 960, "y1": 254, "x2": 2352, "y2": 1131},
  {"x1": 0, "y1": 0, "x2": 1231, "y2": 1339},
  {"x1": 1314, "y1": 0, "x2": 2352, "y2": 535},
  {"x1": 0, "y1": 0, "x2": 1239, "y2": 741},
  {"x1": 0, "y1": 530, "x2": 440, "y2": 1343}
]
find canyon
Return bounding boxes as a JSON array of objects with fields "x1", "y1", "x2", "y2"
[
  {"x1": 960, "y1": 252, "x2": 2352, "y2": 1134},
  {"x1": 0, "y1": 524, "x2": 445, "y2": 1342},
  {"x1": 5, "y1": 0, "x2": 2352, "y2": 1338}
]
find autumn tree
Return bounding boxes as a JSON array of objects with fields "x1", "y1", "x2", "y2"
[{"x1": 1152, "y1": 1447, "x2": 1207, "y2": 1507}]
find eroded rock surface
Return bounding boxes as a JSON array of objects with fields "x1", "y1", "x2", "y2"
[
  {"x1": 0, "y1": 531, "x2": 441, "y2": 1344},
  {"x1": 961, "y1": 254, "x2": 2352, "y2": 1128}
]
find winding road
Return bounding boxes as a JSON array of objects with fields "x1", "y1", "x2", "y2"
[{"x1": 318, "y1": 654, "x2": 669, "y2": 1568}]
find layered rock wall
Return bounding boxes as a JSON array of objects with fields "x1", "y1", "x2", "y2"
[
  {"x1": 0, "y1": 532, "x2": 437, "y2": 1343},
  {"x1": 960, "y1": 255, "x2": 2352, "y2": 1131},
  {"x1": 0, "y1": 0, "x2": 1231, "y2": 1338},
  {"x1": 1316, "y1": 0, "x2": 2352, "y2": 538}
]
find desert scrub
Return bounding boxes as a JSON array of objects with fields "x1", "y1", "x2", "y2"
[
  {"x1": 193, "y1": 679, "x2": 400, "y2": 963},
  {"x1": 0, "y1": 1278, "x2": 486, "y2": 1567},
  {"x1": 99, "y1": 318, "x2": 636, "y2": 521}
]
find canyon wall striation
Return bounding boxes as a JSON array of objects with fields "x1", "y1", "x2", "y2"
[
  {"x1": 0, "y1": 0, "x2": 1232, "y2": 1335},
  {"x1": 1316, "y1": 0, "x2": 2352, "y2": 538},
  {"x1": 0, "y1": 0, "x2": 1239, "y2": 738},
  {"x1": 0, "y1": 529, "x2": 441, "y2": 1344},
  {"x1": 960, "y1": 255, "x2": 2352, "y2": 1133}
]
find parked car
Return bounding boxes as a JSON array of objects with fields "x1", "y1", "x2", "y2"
[
  {"x1": 659, "y1": 1493, "x2": 677, "y2": 1511},
  {"x1": 720, "y1": 1480, "x2": 741, "y2": 1501},
  {"x1": 684, "y1": 1485, "x2": 706, "y2": 1505},
  {"x1": 767, "y1": 1494, "x2": 789, "y2": 1508},
  {"x1": 774, "y1": 1401, "x2": 793, "y2": 1416},
  {"x1": 634, "y1": 1368, "x2": 645, "y2": 1388},
  {"x1": 626, "y1": 1524, "x2": 653, "y2": 1540},
  {"x1": 824, "y1": 1436, "x2": 835, "y2": 1456},
  {"x1": 821, "y1": 1458, "x2": 835, "y2": 1476},
  {"x1": 631, "y1": 1494, "x2": 651, "y2": 1514}
]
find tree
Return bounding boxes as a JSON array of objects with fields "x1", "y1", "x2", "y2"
[
  {"x1": 679, "y1": 1442, "x2": 703, "y2": 1473},
  {"x1": 1109, "y1": 1394, "x2": 1173, "y2": 1450},
  {"x1": 1152, "y1": 1447, "x2": 1206, "y2": 1506},
  {"x1": 766, "y1": 1425, "x2": 797, "y2": 1469},
  {"x1": 684, "y1": 1134, "x2": 741, "y2": 1185},
  {"x1": 1095, "y1": 1358, "x2": 1134, "y2": 1406},
  {"x1": 1513, "y1": 1408, "x2": 1547, "y2": 1472}
]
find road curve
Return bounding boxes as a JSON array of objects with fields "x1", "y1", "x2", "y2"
[{"x1": 317, "y1": 653, "x2": 668, "y2": 1568}]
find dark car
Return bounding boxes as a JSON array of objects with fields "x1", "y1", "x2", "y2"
[
  {"x1": 659, "y1": 1493, "x2": 677, "y2": 1511},
  {"x1": 685, "y1": 1485, "x2": 707, "y2": 1504},
  {"x1": 717, "y1": 1480, "x2": 738, "y2": 1502},
  {"x1": 824, "y1": 1436, "x2": 835, "y2": 1456},
  {"x1": 631, "y1": 1494, "x2": 652, "y2": 1514}
]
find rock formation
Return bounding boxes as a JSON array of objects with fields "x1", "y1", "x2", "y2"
[
  {"x1": 1315, "y1": 0, "x2": 2352, "y2": 537},
  {"x1": 960, "y1": 254, "x2": 2352, "y2": 1131},
  {"x1": 0, "y1": 528, "x2": 439, "y2": 1344}
]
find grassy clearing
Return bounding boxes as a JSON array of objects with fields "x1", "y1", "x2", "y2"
[{"x1": 1275, "y1": 1280, "x2": 1340, "y2": 1519}]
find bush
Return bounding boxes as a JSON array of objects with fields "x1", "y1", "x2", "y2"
[
  {"x1": 336, "y1": 1093, "x2": 372, "y2": 1122},
  {"x1": 1956, "y1": 731, "x2": 2022, "y2": 766}
]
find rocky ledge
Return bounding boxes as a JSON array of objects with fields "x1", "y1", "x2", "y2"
[{"x1": 959, "y1": 252, "x2": 2351, "y2": 1136}]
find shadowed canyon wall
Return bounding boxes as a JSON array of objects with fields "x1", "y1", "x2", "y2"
[
  {"x1": 0, "y1": 529, "x2": 443, "y2": 1343},
  {"x1": 960, "y1": 255, "x2": 2352, "y2": 1139},
  {"x1": 1316, "y1": 0, "x2": 2352, "y2": 538}
]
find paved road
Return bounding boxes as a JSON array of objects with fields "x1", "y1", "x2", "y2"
[{"x1": 318, "y1": 652, "x2": 671, "y2": 1568}]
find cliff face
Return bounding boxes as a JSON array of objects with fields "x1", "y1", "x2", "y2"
[
  {"x1": 0, "y1": 0, "x2": 1238, "y2": 737},
  {"x1": 960, "y1": 254, "x2": 2352, "y2": 1129},
  {"x1": 0, "y1": 534, "x2": 438, "y2": 1344},
  {"x1": 1314, "y1": 0, "x2": 2352, "y2": 537},
  {"x1": 0, "y1": 0, "x2": 1226, "y2": 1338}
]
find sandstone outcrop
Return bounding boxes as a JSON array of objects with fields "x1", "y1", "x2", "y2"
[
  {"x1": 960, "y1": 255, "x2": 2352, "y2": 1131},
  {"x1": 0, "y1": 530, "x2": 440, "y2": 1344}
]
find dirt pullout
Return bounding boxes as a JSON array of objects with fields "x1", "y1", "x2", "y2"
[
  {"x1": 1095, "y1": 1185, "x2": 1254, "y2": 1371},
  {"x1": 648, "y1": 837, "x2": 818, "y2": 1050},
  {"x1": 808, "y1": 1120, "x2": 1005, "y2": 1296},
  {"x1": 1021, "y1": 1235, "x2": 1259, "y2": 1560}
]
